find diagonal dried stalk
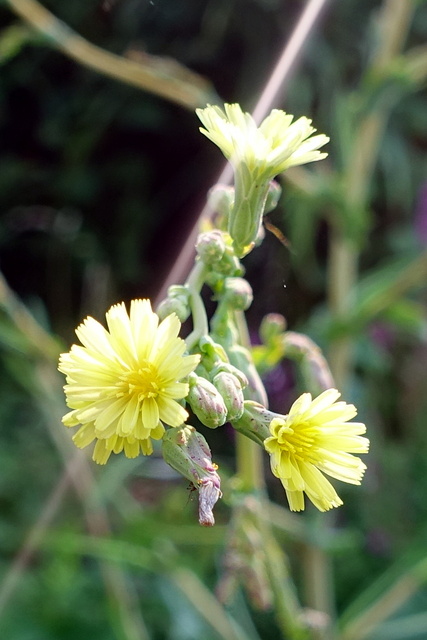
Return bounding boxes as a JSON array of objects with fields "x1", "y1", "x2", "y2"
[{"x1": 4, "y1": 0, "x2": 218, "y2": 109}]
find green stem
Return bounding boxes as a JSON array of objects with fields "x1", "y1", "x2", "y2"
[
  {"x1": 235, "y1": 431, "x2": 265, "y2": 492},
  {"x1": 327, "y1": 232, "x2": 358, "y2": 389},
  {"x1": 233, "y1": 310, "x2": 266, "y2": 493},
  {"x1": 184, "y1": 261, "x2": 209, "y2": 351}
]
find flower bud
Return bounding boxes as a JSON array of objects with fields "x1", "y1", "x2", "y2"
[
  {"x1": 157, "y1": 285, "x2": 190, "y2": 322},
  {"x1": 207, "y1": 184, "x2": 234, "y2": 219},
  {"x1": 212, "y1": 247, "x2": 243, "y2": 277},
  {"x1": 223, "y1": 277, "x2": 253, "y2": 311},
  {"x1": 196, "y1": 230, "x2": 226, "y2": 264},
  {"x1": 187, "y1": 374, "x2": 228, "y2": 428},
  {"x1": 199, "y1": 335, "x2": 229, "y2": 369},
  {"x1": 162, "y1": 426, "x2": 221, "y2": 526},
  {"x1": 210, "y1": 362, "x2": 248, "y2": 388},
  {"x1": 259, "y1": 313, "x2": 287, "y2": 344},
  {"x1": 213, "y1": 371, "x2": 245, "y2": 421}
]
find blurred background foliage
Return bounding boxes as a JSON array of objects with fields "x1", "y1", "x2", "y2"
[{"x1": 1, "y1": 0, "x2": 427, "y2": 638}]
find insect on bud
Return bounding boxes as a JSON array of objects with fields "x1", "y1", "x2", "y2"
[{"x1": 162, "y1": 426, "x2": 222, "y2": 526}]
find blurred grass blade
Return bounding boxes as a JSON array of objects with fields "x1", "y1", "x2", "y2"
[
  {"x1": 46, "y1": 532, "x2": 253, "y2": 640},
  {"x1": 370, "y1": 611, "x2": 427, "y2": 640},
  {"x1": 340, "y1": 553, "x2": 427, "y2": 640},
  {"x1": 0, "y1": 23, "x2": 33, "y2": 64}
]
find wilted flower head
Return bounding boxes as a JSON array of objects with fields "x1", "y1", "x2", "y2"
[
  {"x1": 196, "y1": 104, "x2": 329, "y2": 256},
  {"x1": 162, "y1": 425, "x2": 221, "y2": 526},
  {"x1": 59, "y1": 299, "x2": 200, "y2": 464},
  {"x1": 264, "y1": 389, "x2": 369, "y2": 512}
]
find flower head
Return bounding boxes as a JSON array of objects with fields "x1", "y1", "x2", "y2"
[
  {"x1": 196, "y1": 104, "x2": 329, "y2": 256},
  {"x1": 196, "y1": 103, "x2": 329, "y2": 181},
  {"x1": 264, "y1": 389, "x2": 369, "y2": 512},
  {"x1": 58, "y1": 300, "x2": 200, "y2": 464}
]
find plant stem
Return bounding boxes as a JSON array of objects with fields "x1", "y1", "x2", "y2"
[
  {"x1": 184, "y1": 261, "x2": 209, "y2": 351},
  {"x1": 233, "y1": 310, "x2": 266, "y2": 493}
]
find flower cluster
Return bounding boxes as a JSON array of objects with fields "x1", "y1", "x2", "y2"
[{"x1": 58, "y1": 103, "x2": 369, "y2": 520}]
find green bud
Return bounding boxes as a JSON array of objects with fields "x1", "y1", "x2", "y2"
[
  {"x1": 223, "y1": 277, "x2": 253, "y2": 311},
  {"x1": 187, "y1": 374, "x2": 228, "y2": 428},
  {"x1": 212, "y1": 246, "x2": 244, "y2": 277},
  {"x1": 210, "y1": 362, "x2": 248, "y2": 388},
  {"x1": 157, "y1": 285, "x2": 190, "y2": 322},
  {"x1": 162, "y1": 425, "x2": 221, "y2": 526},
  {"x1": 196, "y1": 230, "x2": 226, "y2": 264},
  {"x1": 207, "y1": 184, "x2": 235, "y2": 219},
  {"x1": 259, "y1": 313, "x2": 287, "y2": 344},
  {"x1": 212, "y1": 371, "x2": 245, "y2": 421},
  {"x1": 199, "y1": 335, "x2": 229, "y2": 367}
]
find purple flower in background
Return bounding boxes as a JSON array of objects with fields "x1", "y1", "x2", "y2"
[
  {"x1": 262, "y1": 362, "x2": 294, "y2": 414},
  {"x1": 369, "y1": 322, "x2": 396, "y2": 352}
]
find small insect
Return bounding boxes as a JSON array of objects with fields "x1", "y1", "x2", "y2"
[{"x1": 186, "y1": 482, "x2": 198, "y2": 504}]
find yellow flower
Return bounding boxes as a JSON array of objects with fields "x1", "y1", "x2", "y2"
[
  {"x1": 58, "y1": 300, "x2": 200, "y2": 464},
  {"x1": 196, "y1": 103, "x2": 329, "y2": 180},
  {"x1": 264, "y1": 389, "x2": 369, "y2": 512},
  {"x1": 196, "y1": 104, "x2": 329, "y2": 256}
]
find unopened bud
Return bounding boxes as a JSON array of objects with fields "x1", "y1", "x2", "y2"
[
  {"x1": 259, "y1": 313, "x2": 287, "y2": 344},
  {"x1": 213, "y1": 247, "x2": 244, "y2": 277},
  {"x1": 157, "y1": 285, "x2": 190, "y2": 322},
  {"x1": 210, "y1": 362, "x2": 248, "y2": 388},
  {"x1": 213, "y1": 371, "x2": 245, "y2": 421},
  {"x1": 223, "y1": 277, "x2": 253, "y2": 311},
  {"x1": 198, "y1": 336, "x2": 229, "y2": 370},
  {"x1": 208, "y1": 184, "x2": 234, "y2": 218},
  {"x1": 196, "y1": 230, "x2": 226, "y2": 264},
  {"x1": 187, "y1": 374, "x2": 228, "y2": 428},
  {"x1": 162, "y1": 426, "x2": 221, "y2": 526}
]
